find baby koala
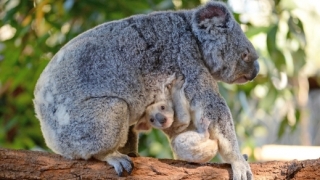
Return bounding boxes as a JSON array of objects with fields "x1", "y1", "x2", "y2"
[{"x1": 135, "y1": 76, "x2": 218, "y2": 163}]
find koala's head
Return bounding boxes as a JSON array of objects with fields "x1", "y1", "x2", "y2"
[
  {"x1": 192, "y1": 1, "x2": 259, "y2": 84},
  {"x1": 135, "y1": 101, "x2": 174, "y2": 131}
]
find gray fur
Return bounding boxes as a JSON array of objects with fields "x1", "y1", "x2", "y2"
[
  {"x1": 34, "y1": 1, "x2": 258, "y2": 179},
  {"x1": 135, "y1": 76, "x2": 218, "y2": 163}
]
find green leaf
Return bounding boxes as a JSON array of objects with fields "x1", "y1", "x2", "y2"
[
  {"x1": 290, "y1": 110, "x2": 301, "y2": 133},
  {"x1": 277, "y1": 117, "x2": 288, "y2": 138},
  {"x1": 259, "y1": 86, "x2": 278, "y2": 111},
  {"x1": 288, "y1": 15, "x2": 306, "y2": 45},
  {"x1": 273, "y1": 50, "x2": 286, "y2": 70},
  {"x1": 245, "y1": 26, "x2": 270, "y2": 38},
  {"x1": 266, "y1": 25, "x2": 278, "y2": 57},
  {"x1": 292, "y1": 48, "x2": 306, "y2": 74}
]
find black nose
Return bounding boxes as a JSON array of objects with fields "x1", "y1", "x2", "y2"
[
  {"x1": 249, "y1": 61, "x2": 259, "y2": 80},
  {"x1": 155, "y1": 113, "x2": 167, "y2": 124}
]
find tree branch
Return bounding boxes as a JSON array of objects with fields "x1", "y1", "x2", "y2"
[{"x1": 0, "y1": 148, "x2": 319, "y2": 179}]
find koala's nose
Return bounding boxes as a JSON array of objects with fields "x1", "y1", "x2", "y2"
[
  {"x1": 249, "y1": 61, "x2": 260, "y2": 80},
  {"x1": 252, "y1": 52, "x2": 259, "y2": 62},
  {"x1": 155, "y1": 113, "x2": 167, "y2": 124},
  {"x1": 254, "y1": 60, "x2": 260, "y2": 74}
]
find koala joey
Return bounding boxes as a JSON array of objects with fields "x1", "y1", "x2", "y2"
[
  {"x1": 34, "y1": 1, "x2": 258, "y2": 178},
  {"x1": 135, "y1": 76, "x2": 218, "y2": 163},
  {"x1": 135, "y1": 75, "x2": 176, "y2": 131},
  {"x1": 136, "y1": 76, "x2": 249, "y2": 163}
]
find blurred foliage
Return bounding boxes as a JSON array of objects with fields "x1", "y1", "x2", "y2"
[{"x1": 0, "y1": 0, "x2": 318, "y2": 161}]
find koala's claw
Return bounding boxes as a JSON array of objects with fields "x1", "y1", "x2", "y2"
[
  {"x1": 243, "y1": 154, "x2": 248, "y2": 161},
  {"x1": 105, "y1": 152, "x2": 134, "y2": 176},
  {"x1": 127, "y1": 152, "x2": 140, "y2": 157},
  {"x1": 175, "y1": 76, "x2": 185, "y2": 88}
]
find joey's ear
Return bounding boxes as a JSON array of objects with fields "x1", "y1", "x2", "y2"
[
  {"x1": 194, "y1": 2, "x2": 231, "y2": 29},
  {"x1": 135, "y1": 121, "x2": 152, "y2": 132}
]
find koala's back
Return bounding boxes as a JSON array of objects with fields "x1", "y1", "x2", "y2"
[{"x1": 34, "y1": 11, "x2": 197, "y2": 129}]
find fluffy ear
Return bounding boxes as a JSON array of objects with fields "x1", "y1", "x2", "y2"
[
  {"x1": 135, "y1": 120, "x2": 152, "y2": 132},
  {"x1": 194, "y1": 1, "x2": 230, "y2": 29}
]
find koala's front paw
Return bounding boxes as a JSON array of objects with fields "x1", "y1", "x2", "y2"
[{"x1": 231, "y1": 160, "x2": 252, "y2": 180}]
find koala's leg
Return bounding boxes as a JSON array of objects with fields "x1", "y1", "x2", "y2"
[
  {"x1": 70, "y1": 97, "x2": 133, "y2": 176},
  {"x1": 118, "y1": 125, "x2": 140, "y2": 157}
]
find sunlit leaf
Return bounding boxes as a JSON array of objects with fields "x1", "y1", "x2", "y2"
[
  {"x1": 260, "y1": 86, "x2": 278, "y2": 111},
  {"x1": 292, "y1": 48, "x2": 306, "y2": 75},
  {"x1": 277, "y1": 116, "x2": 288, "y2": 138},
  {"x1": 266, "y1": 25, "x2": 278, "y2": 57},
  {"x1": 288, "y1": 15, "x2": 306, "y2": 46},
  {"x1": 245, "y1": 26, "x2": 270, "y2": 38}
]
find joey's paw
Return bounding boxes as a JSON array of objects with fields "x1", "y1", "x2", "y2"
[
  {"x1": 173, "y1": 122, "x2": 189, "y2": 133},
  {"x1": 105, "y1": 152, "x2": 134, "y2": 176},
  {"x1": 176, "y1": 76, "x2": 185, "y2": 88},
  {"x1": 231, "y1": 160, "x2": 253, "y2": 180},
  {"x1": 197, "y1": 118, "x2": 211, "y2": 133},
  {"x1": 172, "y1": 76, "x2": 185, "y2": 89}
]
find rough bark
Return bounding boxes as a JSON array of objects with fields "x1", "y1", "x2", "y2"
[{"x1": 0, "y1": 148, "x2": 319, "y2": 180}]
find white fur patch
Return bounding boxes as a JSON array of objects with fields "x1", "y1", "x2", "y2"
[
  {"x1": 33, "y1": 100, "x2": 42, "y2": 120},
  {"x1": 55, "y1": 49, "x2": 65, "y2": 63},
  {"x1": 45, "y1": 91, "x2": 54, "y2": 103},
  {"x1": 56, "y1": 105, "x2": 70, "y2": 125},
  {"x1": 41, "y1": 122, "x2": 59, "y2": 153},
  {"x1": 193, "y1": 106, "x2": 203, "y2": 124}
]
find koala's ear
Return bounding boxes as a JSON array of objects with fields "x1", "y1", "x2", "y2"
[{"x1": 194, "y1": 2, "x2": 231, "y2": 29}]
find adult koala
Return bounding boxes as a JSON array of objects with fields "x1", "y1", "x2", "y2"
[{"x1": 34, "y1": 1, "x2": 259, "y2": 179}]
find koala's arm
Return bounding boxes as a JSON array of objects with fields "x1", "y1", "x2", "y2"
[
  {"x1": 171, "y1": 77, "x2": 191, "y2": 133},
  {"x1": 186, "y1": 79, "x2": 250, "y2": 178},
  {"x1": 178, "y1": 53, "x2": 251, "y2": 179}
]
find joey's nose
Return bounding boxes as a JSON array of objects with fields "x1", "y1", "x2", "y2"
[{"x1": 155, "y1": 113, "x2": 167, "y2": 124}]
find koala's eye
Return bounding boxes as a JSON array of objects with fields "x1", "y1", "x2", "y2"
[
  {"x1": 150, "y1": 118, "x2": 154, "y2": 123},
  {"x1": 161, "y1": 106, "x2": 165, "y2": 110}
]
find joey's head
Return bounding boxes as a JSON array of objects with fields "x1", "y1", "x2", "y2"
[
  {"x1": 135, "y1": 98, "x2": 174, "y2": 132},
  {"x1": 135, "y1": 75, "x2": 176, "y2": 132},
  {"x1": 192, "y1": 1, "x2": 259, "y2": 84},
  {"x1": 145, "y1": 101, "x2": 174, "y2": 129}
]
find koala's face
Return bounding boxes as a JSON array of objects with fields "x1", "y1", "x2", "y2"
[
  {"x1": 208, "y1": 23, "x2": 259, "y2": 84},
  {"x1": 145, "y1": 101, "x2": 174, "y2": 129},
  {"x1": 193, "y1": 2, "x2": 259, "y2": 84}
]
